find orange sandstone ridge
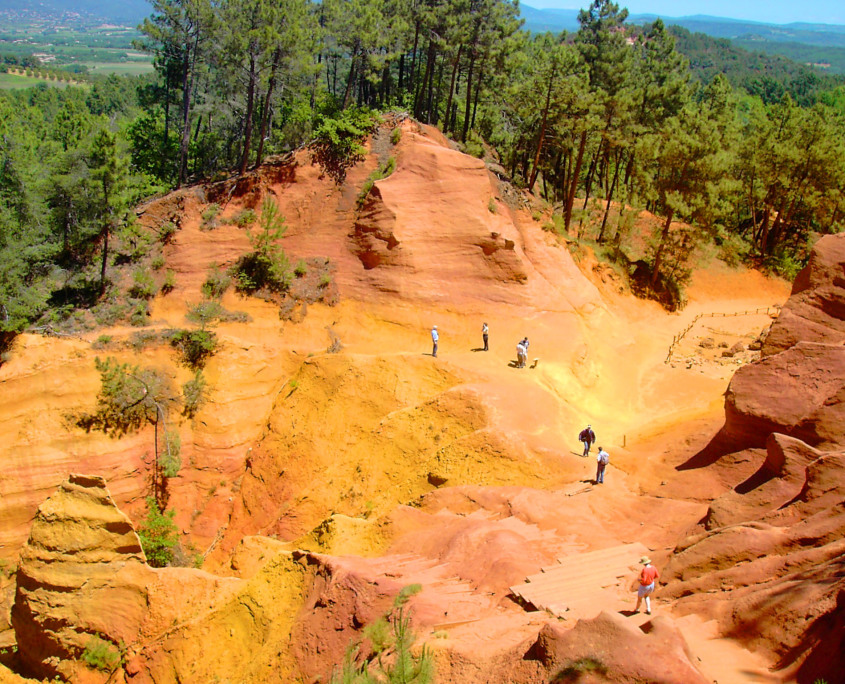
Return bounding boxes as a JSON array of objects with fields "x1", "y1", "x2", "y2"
[{"x1": 4, "y1": 120, "x2": 842, "y2": 683}]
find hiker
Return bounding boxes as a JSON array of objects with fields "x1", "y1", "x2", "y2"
[
  {"x1": 634, "y1": 556, "x2": 660, "y2": 615},
  {"x1": 482, "y1": 322, "x2": 489, "y2": 351},
  {"x1": 516, "y1": 340, "x2": 526, "y2": 368},
  {"x1": 521, "y1": 337, "x2": 530, "y2": 353},
  {"x1": 431, "y1": 325, "x2": 438, "y2": 357},
  {"x1": 595, "y1": 446, "x2": 609, "y2": 484},
  {"x1": 579, "y1": 425, "x2": 596, "y2": 457}
]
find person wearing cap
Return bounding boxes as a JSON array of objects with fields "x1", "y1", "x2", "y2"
[
  {"x1": 431, "y1": 325, "x2": 438, "y2": 357},
  {"x1": 579, "y1": 424, "x2": 596, "y2": 457},
  {"x1": 595, "y1": 446, "x2": 609, "y2": 484},
  {"x1": 634, "y1": 556, "x2": 659, "y2": 615}
]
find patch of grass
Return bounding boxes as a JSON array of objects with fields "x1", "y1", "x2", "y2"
[
  {"x1": 202, "y1": 267, "x2": 231, "y2": 299},
  {"x1": 319, "y1": 273, "x2": 332, "y2": 288},
  {"x1": 92, "y1": 300, "x2": 131, "y2": 327},
  {"x1": 553, "y1": 657, "x2": 608, "y2": 682},
  {"x1": 151, "y1": 254, "x2": 166, "y2": 271},
  {"x1": 161, "y1": 269, "x2": 176, "y2": 294},
  {"x1": 129, "y1": 330, "x2": 162, "y2": 351},
  {"x1": 357, "y1": 157, "x2": 396, "y2": 208},
  {"x1": 390, "y1": 127, "x2": 402, "y2": 145},
  {"x1": 294, "y1": 259, "x2": 308, "y2": 277},
  {"x1": 233, "y1": 208, "x2": 257, "y2": 228},
  {"x1": 92, "y1": 334, "x2": 113, "y2": 349},
  {"x1": 488, "y1": 198, "x2": 497, "y2": 214},
  {"x1": 128, "y1": 268, "x2": 157, "y2": 299},
  {"x1": 80, "y1": 635, "x2": 121, "y2": 672},
  {"x1": 158, "y1": 221, "x2": 177, "y2": 243},
  {"x1": 128, "y1": 300, "x2": 151, "y2": 327},
  {"x1": 200, "y1": 203, "x2": 221, "y2": 231},
  {"x1": 542, "y1": 214, "x2": 567, "y2": 236}
]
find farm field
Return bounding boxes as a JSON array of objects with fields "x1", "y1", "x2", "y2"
[
  {"x1": 79, "y1": 60, "x2": 154, "y2": 76},
  {"x1": 0, "y1": 72, "x2": 74, "y2": 89}
]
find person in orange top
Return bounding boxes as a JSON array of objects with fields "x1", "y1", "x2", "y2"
[{"x1": 634, "y1": 556, "x2": 659, "y2": 615}]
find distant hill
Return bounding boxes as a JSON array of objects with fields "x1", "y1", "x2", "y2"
[
  {"x1": 1, "y1": 0, "x2": 151, "y2": 24},
  {"x1": 520, "y1": 5, "x2": 845, "y2": 76}
]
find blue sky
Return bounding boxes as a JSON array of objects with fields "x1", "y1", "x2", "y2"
[{"x1": 523, "y1": 1, "x2": 845, "y2": 25}]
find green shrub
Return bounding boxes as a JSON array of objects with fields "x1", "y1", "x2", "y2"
[
  {"x1": 161, "y1": 269, "x2": 176, "y2": 294},
  {"x1": 202, "y1": 267, "x2": 231, "y2": 299},
  {"x1": 182, "y1": 370, "x2": 208, "y2": 418},
  {"x1": 311, "y1": 107, "x2": 379, "y2": 184},
  {"x1": 129, "y1": 268, "x2": 157, "y2": 299},
  {"x1": 230, "y1": 197, "x2": 292, "y2": 293},
  {"x1": 78, "y1": 358, "x2": 175, "y2": 436},
  {"x1": 151, "y1": 254, "x2": 166, "y2": 271},
  {"x1": 488, "y1": 198, "x2": 497, "y2": 214},
  {"x1": 170, "y1": 329, "x2": 218, "y2": 369},
  {"x1": 319, "y1": 273, "x2": 332, "y2": 288},
  {"x1": 294, "y1": 259, "x2": 308, "y2": 277},
  {"x1": 234, "y1": 208, "x2": 257, "y2": 228},
  {"x1": 137, "y1": 497, "x2": 178, "y2": 567},
  {"x1": 81, "y1": 635, "x2": 121, "y2": 672},
  {"x1": 200, "y1": 203, "x2": 221, "y2": 231},
  {"x1": 129, "y1": 330, "x2": 161, "y2": 351},
  {"x1": 186, "y1": 300, "x2": 224, "y2": 329},
  {"x1": 390, "y1": 127, "x2": 402, "y2": 145},
  {"x1": 128, "y1": 300, "x2": 150, "y2": 326},
  {"x1": 158, "y1": 221, "x2": 177, "y2": 243},
  {"x1": 93, "y1": 334, "x2": 112, "y2": 349},
  {"x1": 161, "y1": 430, "x2": 181, "y2": 478},
  {"x1": 92, "y1": 300, "x2": 131, "y2": 326}
]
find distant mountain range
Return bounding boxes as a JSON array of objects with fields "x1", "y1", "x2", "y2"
[
  {"x1": 520, "y1": 5, "x2": 845, "y2": 48},
  {"x1": 0, "y1": 0, "x2": 151, "y2": 24}
]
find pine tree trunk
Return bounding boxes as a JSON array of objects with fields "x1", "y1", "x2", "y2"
[
  {"x1": 598, "y1": 153, "x2": 621, "y2": 243},
  {"x1": 238, "y1": 51, "x2": 258, "y2": 175},
  {"x1": 461, "y1": 50, "x2": 476, "y2": 142},
  {"x1": 470, "y1": 60, "x2": 483, "y2": 129},
  {"x1": 444, "y1": 45, "x2": 463, "y2": 134},
  {"x1": 528, "y1": 65, "x2": 556, "y2": 192},
  {"x1": 650, "y1": 208, "x2": 674, "y2": 287},
  {"x1": 342, "y1": 50, "x2": 358, "y2": 109},
  {"x1": 564, "y1": 130, "x2": 587, "y2": 232},
  {"x1": 254, "y1": 49, "x2": 282, "y2": 169}
]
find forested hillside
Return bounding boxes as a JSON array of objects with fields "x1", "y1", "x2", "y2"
[{"x1": 2, "y1": 0, "x2": 845, "y2": 350}]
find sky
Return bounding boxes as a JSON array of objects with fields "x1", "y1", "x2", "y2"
[{"x1": 522, "y1": 1, "x2": 845, "y2": 26}]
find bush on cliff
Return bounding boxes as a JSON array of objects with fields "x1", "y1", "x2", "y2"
[{"x1": 137, "y1": 497, "x2": 178, "y2": 568}]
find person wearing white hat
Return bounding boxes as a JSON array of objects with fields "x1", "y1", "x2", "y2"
[
  {"x1": 431, "y1": 325, "x2": 438, "y2": 357},
  {"x1": 634, "y1": 556, "x2": 659, "y2": 615}
]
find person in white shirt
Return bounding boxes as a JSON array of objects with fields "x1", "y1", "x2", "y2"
[
  {"x1": 431, "y1": 325, "x2": 438, "y2": 357},
  {"x1": 595, "y1": 447, "x2": 609, "y2": 484}
]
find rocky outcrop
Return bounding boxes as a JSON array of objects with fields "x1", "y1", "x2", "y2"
[
  {"x1": 669, "y1": 233, "x2": 845, "y2": 684},
  {"x1": 12, "y1": 474, "x2": 149, "y2": 679},
  {"x1": 723, "y1": 234, "x2": 845, "y2": 451},
  {"x1": 525, "y1": 612, "x2": 710, "y2": 684},
  {"x1": 11, "y1": 475, "x2": 240, "y2": 682},
  {"x1": 763, "y1": 233, "x2": 845, "y2": 356}
]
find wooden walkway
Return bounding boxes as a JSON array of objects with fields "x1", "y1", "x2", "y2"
[{"x1": 509, "y1": 542, "x2": 650, "y2": 618}]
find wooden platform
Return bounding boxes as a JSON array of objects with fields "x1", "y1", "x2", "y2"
[{"x1": 509, "y1": 542, "x2": 650, "y2": 618}]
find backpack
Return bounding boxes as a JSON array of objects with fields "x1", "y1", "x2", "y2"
[{"x1": 599, "y1": 451, "x2": 609, "y2": 465}]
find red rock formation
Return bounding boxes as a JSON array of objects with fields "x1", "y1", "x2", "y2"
[
  {"x1": 723, "y1": 234, "x2": 845, "y2": 451},
  {"x1": 668, "y1": 233, "x2": 845, "y2": 683}
]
